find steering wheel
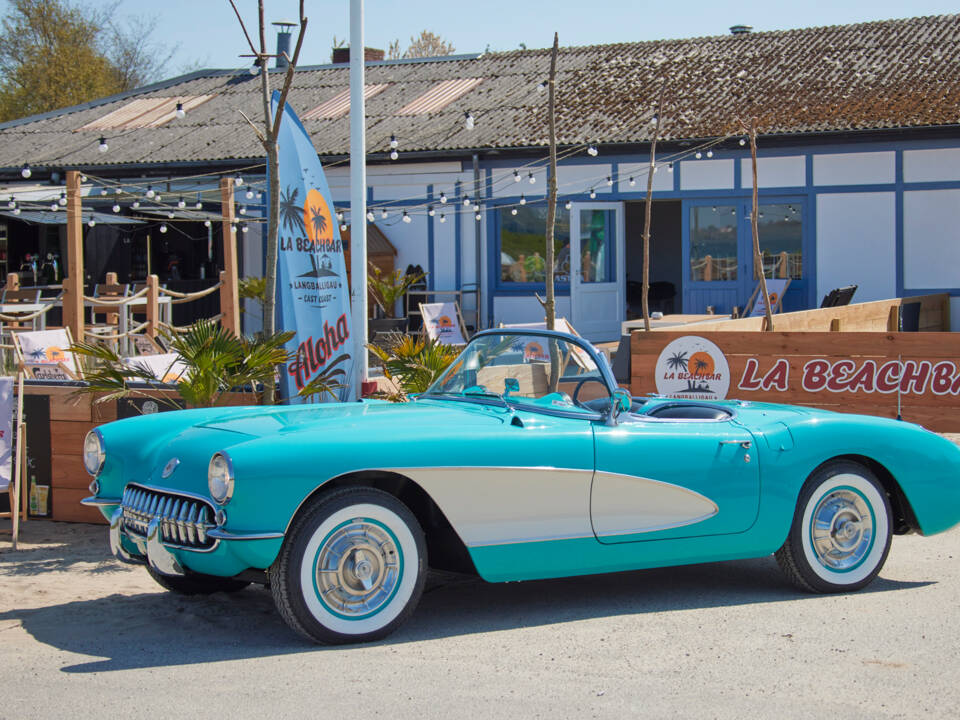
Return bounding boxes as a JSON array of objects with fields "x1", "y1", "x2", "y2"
[{"x1": 571, "y1": 376, "x2": 610, "y2": 407}]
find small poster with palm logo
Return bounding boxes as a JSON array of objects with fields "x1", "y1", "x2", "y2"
[
  {"x1": 273, "y1": 92, "x2": 354, "y2": 402},
  {"x1": 12, "y1": 329, "x2": 80, "y2": 380}
]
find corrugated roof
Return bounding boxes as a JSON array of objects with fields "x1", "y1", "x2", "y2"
[
  {"x1": 79, "y1": 96, "x2": 215, "y2": 131},
  {"x1": 2, "y1": 14, "x2": 960, "y2": 170},
  {"x1": 397, "y1": 78, "x2": 484, "y2": 115},
  {"x1": 302, "y1": 84, "x2": 390, "y2": 120}
]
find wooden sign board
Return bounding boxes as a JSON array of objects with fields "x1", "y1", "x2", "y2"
[{"x1": 631, "y1": 331, "x2": 960, "y2": 432}]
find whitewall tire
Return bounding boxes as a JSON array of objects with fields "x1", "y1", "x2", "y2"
[
  {"x1": 776, "y1": 460, "x2": 892, "y2": 593},
  {"x1": 271, "y1": 487, "x2": 427, "y2": 644}
]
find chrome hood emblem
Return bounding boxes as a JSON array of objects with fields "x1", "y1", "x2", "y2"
[{"x1": 161, "y1": 458, "x2": 180, "y2": 479}]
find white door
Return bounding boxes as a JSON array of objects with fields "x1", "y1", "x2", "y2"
[{"x1": 570, "y1": 202, "x2": 625, "y2": 341}]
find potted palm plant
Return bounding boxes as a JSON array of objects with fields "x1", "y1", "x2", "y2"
[{"x1": 367, "y1": 263, "x2": 425, "y2": 336}]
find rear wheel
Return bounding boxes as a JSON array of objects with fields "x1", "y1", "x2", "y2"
[
  {"x1": 776, "y1": 460, "x2": 892, "y2": 593},
  {"x1": 146, "y1": 566, "x2": 250, "y2": 595},
  {"x1": 271, "y1": 487, "x2": 427, "y2": 645}
]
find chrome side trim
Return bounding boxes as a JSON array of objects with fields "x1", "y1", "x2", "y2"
[
  {"x1": 146, "y1": 517, "x2": 185, "y2": 576},
  {"x1": 82, "y1": 495, "x2": 121, "y2": 507},
  {"x1": 207, "y1": 528, "x2": 285, "y2": 541},
  {"x1": 109, "y1": 507, "x2": 144, "y2": 566}
]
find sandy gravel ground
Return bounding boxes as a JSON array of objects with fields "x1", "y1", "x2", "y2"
[{"x1": 1, "y1": 516, "x2": 959, "y2": 720}]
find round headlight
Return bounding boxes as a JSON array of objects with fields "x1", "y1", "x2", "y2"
[
  {"x1": 83, "y1": 430, "x2": 105, "y2": 476},
  {"x1": 208, "y1": 452, "x2": 234, "y2": 505}
]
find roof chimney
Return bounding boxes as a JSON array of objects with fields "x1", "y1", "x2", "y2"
[
  {"x1": 273, "y1": 20, "x2": 296, "y2": 68},
  {"x1": 729, "y1": 25, "x2": 753, "y2": 35},
  {"x1": 331, "y1": 46, "x2": 386, "y2": 64}
]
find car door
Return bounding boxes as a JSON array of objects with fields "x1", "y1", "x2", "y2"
[{"x1": 590, "y1": 414, "x2": 760, "y2": 543}]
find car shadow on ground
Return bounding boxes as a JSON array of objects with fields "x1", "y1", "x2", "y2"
[{"x1": 0, "y1": 556, "x2": 931, "y2": 674}]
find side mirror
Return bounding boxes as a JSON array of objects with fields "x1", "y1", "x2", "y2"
[
  {"x1": 612, "y1": 388, "x2": 631, "y2": 414},
  {"x1": 504, "y1": 377, "x2": 520, "y2": 397}
]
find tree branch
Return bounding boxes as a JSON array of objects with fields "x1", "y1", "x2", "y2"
[
  {"x1": 238, "y1": 109, "x2": 266, "y2": 143},
  {"x1": 227, "y1": 0, "x2": 259, "y2": 56},
  {"x1": 270, "y1": 0, "x2": 308, "y2": 134}
]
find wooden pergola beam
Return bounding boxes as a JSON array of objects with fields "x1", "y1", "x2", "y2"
[{"x1": 64, "y1": 170, "x2": 84, "y2": 342}]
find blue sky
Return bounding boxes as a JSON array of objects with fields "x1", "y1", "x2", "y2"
[
  {"x1": 109, "y1": 0, "x2": 959, "y2": 75},
  {"x1": 2, "y1": 1, "x2": 957, "y2": 75}
]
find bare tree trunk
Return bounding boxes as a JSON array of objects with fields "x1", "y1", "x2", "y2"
[
  {"x1": 641, "y1": 82, "x2": 666, "y2": 332},
  {"x1": 747, "y1": 117, "x2": 774, "y2": 331},
  {"x1": 544, "y1": 32, "x2": 559, "y2": 332}
]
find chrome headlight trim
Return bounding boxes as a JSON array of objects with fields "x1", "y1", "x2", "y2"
[
  {"x1": 83, "y1": 429, "x2": 105, "y2": 476},
  {"x1": 207, "y1": 452, "x2": 234, "y2": 505}
]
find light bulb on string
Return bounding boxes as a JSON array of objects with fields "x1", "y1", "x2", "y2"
[
  {"x1": 389, "y1": 134, "x2": 398, "y2": 149},
  {"x1": 6, "y1": 196, "x2": 14, "y2": 209},
  {"x1": 195, "y1": 193, "x2": 203, "y2": 209},
  {"x1": 629, "y1": 176, "x2": 636, "y2": 187},
  {"x1": 589, "y1": 188, "x2": 597, "y2": 199},
  {"x1": 238, "y1": 205, "x2": 246, "y2": 215},
  {"x1": 439, "y1": 192, "x2": 447, "y2": 204},
  {"x1": 528, "y1": 172, "x2": 536, "y2": 184},
  {"x1": 256, "y1": 191, "x2": 263, "y2": 201},
  {"x1": 475, "y1": 212, "x2": 481, "y2": 221},
  {"x1": 402, "y1": 211, "x2": 411, "y2": 223},
  {"x1": 146, "y1": 186, "x2": 155, "y2": 198},
  {"x1": 160, "y1": 223, "x2": 168, "y2": 233},
  {"x1": 175, "y1": 102, "x2": 185, "y2": 119},
  {"x1": 203, "y1": 220, "x2": 211, "y2": 228},
  {"x1": 463, "y1": 196, "x2": 471, "y2": 207},
  {"x1": 12, "y1": 208, "x2": 19, "y2": 216},
  {"x1": 565, "y1": 200, "x2": 572, "y2": 210},
  {"x1": 80, "y1": 174, "x2": 87, "y2": 182},
  {"x1": 390, "y1": 149, "x2": 399, "y2": 160},
  {"x1": 706, "y1": 149, "x2": 714, "y2": 158},
  {"x1": 606, "y1": 176, "x2": 613, "y2": 186},
  {"x1": 464, "y1": 111, "x2": 475, "y2": 130},
  {"x1": 50, "y1": 202, "x2": 58, "y2": 211},
  {"x1": 587, "y1": 144, "x2": 598, "y2": 157},
  {"x1": 650, "y1": 113, "x2": 658, "y2": 125},
  {"x1": 177, "y1": 196, "x2": 186, "y2": 208},
  {"x1": 519, "y1": 194, "x2": 526, "y2": 205},
  {"x1": 428, "y1": 206, "x2": 435, "y2": 217},
  {"x1": 112, "y1": 204, "x2": 120, "y2": 213},
  {"x1": 234, "y1": 174, "x2": 244, "y2": 187},
  {"x1": 20, "y1": 163, "x2": 31, "y2": 178},
  {"x1": 537, "y1": 81, "x2": 546, "y2": 93},
  {"x1": 739, "y1": 138, "x2": 747, "y2": 146},
  {"x1": 249, "y1": 60, "x2": 260, "y2": 76},
  {"x1": 98, "y1": 136, "x2": 108, "y2": 153},
  {"x1": 695, "y1": 151, "x2": 702, "y2": 159},
  {"x1": 340, "y1": 223, "x2": 347, "y2": 232},
  {"x1": 245, "y1": 188, "x2": 254, "y2": 200},
  {"x1": 155, "y1": 193, "x2": 162, "y2": 202},
  {"x1": 132, "y1": 199, "x2": 140, "y2": 209},
  {"x1": 58, "y1": 191, "x2": 66, "y2": 206},
  {"x1": 513, "y1": 170, "x2": 521, "y2": 182},
  {"x1": 114, "y1": 187, "x2": 122, "y2": 195},
  {"x1": 439, "y1": 214, "x2": 446, "y2": 223},
  {"x1": 336, "y1": 210, "x2": 344, "y2": 222},
  {"x1": 242, "y1": 223, "x2": 249, "y2": 233},
  {"x1": 87, "y1": 218, "x2": 96, "y2": 227},
  {"x1": 472, "y1": 201, "x2": 479, "y2": 212},
  {"x1": 380, "y1": 209, "x2": 388, "y2": 219},
  {"x1": 366, "y1": 211, "x2": 375, "y2": 222},
  {"x1": 100, "y1": 188, "x2": 107, "y2": 195},
  {"x1": 167, "y1": 211, "x2": 175, "y2": 219},
  {"x1": 667, "y1": 162, "x2": 674, "y2": 172},
  {"x1": 511, "y1": 207, "x2": 518, "y2": 216}
]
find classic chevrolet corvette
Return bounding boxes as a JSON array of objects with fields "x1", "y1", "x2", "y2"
[{"x1": 83, "y1": 328, "x2": 960, "y2": 644}]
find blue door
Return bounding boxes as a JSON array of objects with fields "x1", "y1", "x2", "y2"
[{"x1": 683, "y1": 198, "x2": 808, "y2": 315}]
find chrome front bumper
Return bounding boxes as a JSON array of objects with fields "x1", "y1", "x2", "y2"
[{"x1": 110, "y1": 507, "x2": 185, "y2": 576}]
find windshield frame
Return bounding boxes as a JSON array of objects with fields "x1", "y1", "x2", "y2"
[{"x1": 420, "y1": 328, "x2": 619, "y2": 419}]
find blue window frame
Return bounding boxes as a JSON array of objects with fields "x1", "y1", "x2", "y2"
[{"x1": 494, "y1": 204, "x2": 571, "y2": 295}]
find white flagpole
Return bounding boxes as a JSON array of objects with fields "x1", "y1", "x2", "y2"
[{"x1": 349, "y1": 0, "x2": 368, "y2": 399}]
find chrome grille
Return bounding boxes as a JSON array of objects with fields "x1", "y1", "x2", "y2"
[{"x1": 121, "y1": 484, "x2": 215, "y2": 549}]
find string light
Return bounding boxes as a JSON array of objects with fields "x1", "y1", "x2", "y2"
[
  {"x1": 389, "y1": 134, "x2": 398, "y2": 148},
  {"x1": 428, "y1": 206, "x2": 435, "y2": 216},
  {"x1": 380, "y1": 209, "x2": 388, "y2": 219},
  {"x1": 366, "y1": 211, "x2": 374, "y2": 222},
  {"x1": 589, "y1": 188, "x2": 597, "y2": 199},
  {"x1": 528, "y1": 172, "x2": 536, "y2": 184},
  {"x1": 50, "y1": 202, "x2": 58, "y2": 211},
  {"x1": 706, "y1": 149, "x2": 714, "y2": 158},
  {"x1": 175, "y1": 102, "x2": 185, "y2": 119},
  {"x1": 245, "y1": 188, "x2": 254, "y2": 200},
  {"x1": 340, "y1": 223, "x2": 347, "y2": 231},
  {"x1": 238, "y1": 205, "x2": 246, "y2": 215},
  {"x1": 739, "y1": 138, "x2": 747, "y2": 146},
  {"x1": 6, "y1": 197, "x2": 14, "y2": 209},
  {"x1": 99, "y1": 188, "x2": 107, "y2": 195},
  {"x1": 241, "y1": 223, "x2": 250, "y2": 233},
  {"x1": 98, "y1": 136, "x2": 108, "y2": 153},
  {"x1": 587, "y1": 144, "x2": 599, "y2": 157},
  {"x1": 667, "y1": 162, "x2": 674, "y2": 172},
  {"x1": 464, "y1": 111, "x2": 475, "y2": 130},
  {"x1": 537, "y1": 81, "x2": 546, "y2": 93},
  {"x1": 519, "y1": 194, "x2": 526, "y2": 205},
  {"x1": 235, "y1": 174, "x2": 244, "y2": 186},
  {"x1": 58, "y1": 192, "x2": 67, "y2": 206},
  {"x1": 132, "y1": 199, "x2": 140, "y2": 209},
  {"x1": 160, "y1": 223, "x2": 168, "y2": 233},
  {"x1": 112, "y1": 203, "x2": 120, "y2": 213},
  {"x1": 195, "y1": 193, "x2": 203, "y2": 209},
  {"x1": 177, "y1": 196, "x2": 186, "y2": 208},
  {"x1": 402, "y1": 211, "x2": 411, "y2": 223},
  {"x1": 87, "y1": 218, "x2": 96, "y2": 227},
  {"x1": 155, "y1": 193, "x2": 162, "y2": 202},
  {"x1": 606, "y1": 176, "x2": 613, "y2": 186},
  {"x1": 695, "y1": 151, "x2": 702, "y2": 159},
  {"x1": 649, "y1": 113, "x2": 658, "y2": 125},
  {"x1": 20, "y1": 163, "x2": 31, "y2": 178},
  {"x1": 390, "y1": 149, "x2": 399, "y2": 160},
  {"x1": 204, "y1": 220, "x2": 211, "y2": 228},
  {"x1": 439, "y1": 214, "x2": 446, "y2": 223},
  {"x1": 629, "y1": 176, "x2": 636, "y2": 186},
  {"x1": 565, "y1": 200, "x2": 572, "y2": 210},
  {"x1": 463, "y1": 196, "x2": 471, "y2": 207},
  {"x1": 514, "y1": 170, "x2": 521, "y2": 182},
  {"x1": 439, "y1": 192, "x2": 447, "y2": 204},
  {"x1": 249, "y1": 60, "x2": 260, "y2": 75},
  {"x1": 146, "y1": 186, "x2": 155, "y2": 198},
  {"x1": 256, "y1": 191, "x2": 263, "y2": 201},
  {"x1": 167, "y1": 211, "x2": 175, "y2": 219},
  {"x1": 511, "y1": 207, "x2": 518, "y2": 215},
  {"x1": 114, "y1": 187, "x2": 122, "y2": 195},
  {"x1": 336, "y1": 210, "x2": 344, "y2": 221},
  {"x1": 475, "y1": 212, "x2": 482, "y2": 221},
  {"x1": 472, "y1": 200, "x2": 479, "y2": 211}
]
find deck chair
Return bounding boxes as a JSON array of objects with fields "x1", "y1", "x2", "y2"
[
  {"x1": 130, "y1": 334, "x2": 166, "y2": 355},
  {"x1": 419, "y1": 301, "x2": 469, "y2": 345},
  {"x1": 122, "y1": 352, "x2": 186, "y2": 384},
  {"x1": 743, "y1": 278, "x2": 791, "y2": 318},
  {"x1": 0, "y1": 374, "x2": 26, "y2": 549},
  {"x1": 499, "y1": 317, "x2": 594, "y2": 369},
  {"x1": 12, "y1": 328, "x2": 82, "y2": 380}
]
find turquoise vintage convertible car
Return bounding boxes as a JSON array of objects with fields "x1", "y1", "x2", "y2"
[{"x1": 83, "y1": 328, "x2": 960, "y2": 644}]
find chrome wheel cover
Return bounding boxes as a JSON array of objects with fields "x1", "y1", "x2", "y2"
[
  {"x1": 313, "y1": 519, "x2": 401, "y2": 618},
  {"x1": 809, "y1": 488, "x2": 875, "y2": 571}
]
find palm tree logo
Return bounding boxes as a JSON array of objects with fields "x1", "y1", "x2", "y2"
[
  {"x1": 666, "y1": 351, "x2": 688, "y2": 372},
  {"x1": 28, "y1": 347, "x2": 46, "y2": 362},
  {"x1": 310, "y1": 205, "x2": 328, "y2": 241},
  {"x1": 693, "y1": 358, "x2": 709, "y2": 376},
  {"x1": 279, "y1": 186, "x2": 306, "y2": 236}
]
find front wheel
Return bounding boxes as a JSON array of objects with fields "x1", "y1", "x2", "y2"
[
  {"x1": 776, "y1": 460, "x2": 892, "y2": 593},
  {"x1": 271, "y1": 487, "x2": 427, "y2": 644}
]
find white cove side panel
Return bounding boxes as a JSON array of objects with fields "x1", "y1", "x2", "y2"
[
  {"x1": 816, "y1": 192, "x2": 896, "y2": 303},
  {"x1": 493, "y1": 295, "x2": 571, "y2": 327},
  {"x1": 432, "y1": 214, "x2": 457, "y2": 290},
  {"x1": 553, "y1": 163, "x2": 612, "y2": 197},
  {"x1": 903, "y1": 189, "x2": 960, "y2": 289},
  {"x1": 738, "y1": 156, "x2": 805, "y2": 188},
  {"x1": 679, "y1": 159, "x2": 734, "y2": 190},
  {"x1": 813, "y1": 152, "x2": 895, "y2": 186},
  {"x1": 903, "y1": 148, "x2": 960, "y2": 184},
  {"x1": 373, "y1": 212, "x2": 428, "y2": 311},
  {"x1": 617, "y1": 162, "x2": 673, "y2": 193},
  {"x1": 394, "y1": 467, "x2": 593, "y2": 546},
  {"x1": 491, "y1": 166, "x2": 549, "y2": 198}
]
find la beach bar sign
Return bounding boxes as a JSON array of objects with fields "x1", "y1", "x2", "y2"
[{"x1": 631, "y1": 332, "x2": 960, "y2": 432}]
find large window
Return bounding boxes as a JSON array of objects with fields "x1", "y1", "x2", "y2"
[
  {"x1": 756, "y1": 203, "x2": 803, "y2": 280},
  {"x1": 499, "y1": 206, "x2": 570, "y2": 284},
  {"x1": 690, "y1": 205, "x2": 737, "y2": 281}
]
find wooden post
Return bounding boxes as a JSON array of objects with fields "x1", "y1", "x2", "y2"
[
  {"x1": 64, "y1": 171, "x2": 85, "y2": 342},
  {"x1": 887, "y1": 305, "x2": 900, "y2": 332},
  {"x1": 830, "y1": 318, "x2": 842, "y2": 332},
  {"x1": 220, "y1": 177, "x2": 240, "y2": 336},
  {"x1": 105, "y1": 271, "x2": 119, "y2": 325},
  {"x1": 544, "y1": 32, "x2": 559, "y2": 332},
  {"x1": 703, "y1": 255, "x2": 713, "y2": 282},
  {"x1": 5, "y1": 273, "x2": 18, "y2": 291},
  {"x1": 146, "y1": 274, "x2": 159, "y2": 338}
]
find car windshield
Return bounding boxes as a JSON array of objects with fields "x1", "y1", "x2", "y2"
[{"x1": 423, "y1": 332, "x2": 611, "y2": 414}]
